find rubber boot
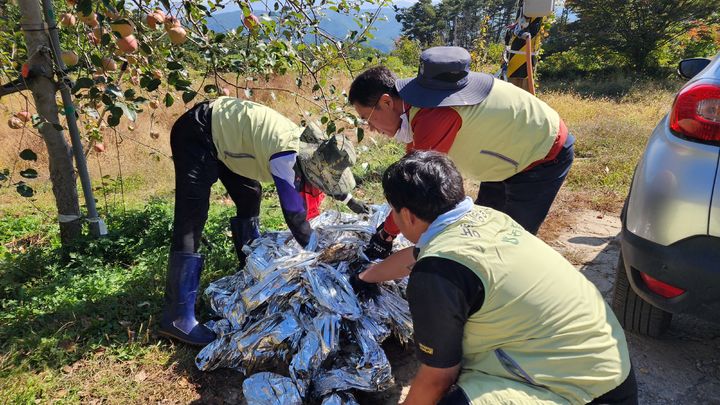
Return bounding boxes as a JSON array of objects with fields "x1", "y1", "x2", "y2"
[
  {"x1": 158, "y1": 252, "x2": 216, "y2": 346},
  {"x1": 230, "y1": 216, "x2": 260, "y2": 267}
]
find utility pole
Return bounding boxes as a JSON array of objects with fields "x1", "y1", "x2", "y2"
[{"x1": 17, "y1": 0, "x2": 106, "y2": 244}]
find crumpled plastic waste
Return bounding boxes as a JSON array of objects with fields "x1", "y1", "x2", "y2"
[
  {"x1": 242, "y1": 372, "x2": 303, "y2": 405},
  {"x1": 321, "y1": 391, "x2": 361, "y2": 405},
  {"x1": 197, "y1": 205, "x2": 414, "y2": 403}
]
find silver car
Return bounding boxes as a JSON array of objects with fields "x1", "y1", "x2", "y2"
[{"x1": 612, "y1": 54, "x2": 720, "y2": 337}]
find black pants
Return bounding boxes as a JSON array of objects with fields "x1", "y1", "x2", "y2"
[
  {"x1": 437, "y1": 367, "x2": 638, "y2": 405},
  {"x1": 169, "y1": 102, "x2": 262, "y2": 253},
  {"x1": 476, "y1": 134, "x2": 575, "y2": 235}
]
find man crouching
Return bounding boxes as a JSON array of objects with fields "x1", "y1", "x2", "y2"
[{"x1": 357, "y1": 151, "x2": 637, "y2": 404}]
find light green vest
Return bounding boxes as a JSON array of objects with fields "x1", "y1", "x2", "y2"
[
  {"x1": 210, "y1": 97, "x2": 302, "y2": 182},
  {"x1": 409, "y1": 79, "x2": 560, "y2": 181},
  {"x1": 416, "y1": 206, "x2": 631, "y2": 404}
]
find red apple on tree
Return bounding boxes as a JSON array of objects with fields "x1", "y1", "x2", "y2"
[
  {"x1": 116, "y1": 35, "x2": 138, "y2": 53},
  {"x1": 243, "y1": 13, "x2": 260, "y2": 33}
]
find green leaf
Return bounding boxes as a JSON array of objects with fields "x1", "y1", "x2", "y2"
[
  {"x1": 167, "y1": 61, "x2": 183, "y2": 71},
  {"x1": 16, "y1": 183, "x2": 34, "y2": 198},
  {"x1": 140, "y1": 42, "x2": 152, "y2": 56},
  {"x1": 114, "y1": 102, "x2": 136, "y2": 122},
  {"x1": 91, "y1": 54, "x2": 103, "y2": 68},
  {"x1": 146, "y1": 78, "x2": 162, "y2": 92},
  {"x1": 173, "y1": 79, "x2": 192, "y2": 90},
  {"x1": 0, "y1": 168, "x2": 9, "y2": 181},
  {"x1": 182, "y1": 91, "x2": 197, "y2": 104},
  {"x1": 108, "y1": 106, "x2": 123, "y2": 127},
  {"x1": 203, "y1": 84, "x2": 218, "y2": 93},
  {"x1": 326, "y1": 121, "x2": 336, "y2": 135},
  {"x1": 20, "y1": 168, "x2": 38, "y2": 179},
  {"x1": 312, "y1": 84, "x2": 320, "y2": 93},
  {"x1": 19, "y1": 149, "x2": 37, "y2": 161},
  {"x1": 77, "y1": 0, "x2": 92, "y2": 17},
  {"x1": 164, "y1": 93, "x2": 174, "y2": 107},
  {"x1": 72, "y1": 77, "x2": 95, "y2": 93},
  {"x1": 105, "y1": 85, "x2": 123, "y2": 98},
  {"x1": 356, "y1": 127, "x2": 364, "y2": 143},
  {"x1": 140, "y1": 76, "x2": 151, "y2": 89}
]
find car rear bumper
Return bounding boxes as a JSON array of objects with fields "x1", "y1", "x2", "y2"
[{"x1": 621, "y1": 225, "x2": 720, "y2": 317}]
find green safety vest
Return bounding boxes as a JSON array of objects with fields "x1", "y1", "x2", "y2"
[
  {"x1": 211, "y1": 97, "x2": 302, "y2": 182},
  {"x1": 416, "y1": 206, "x2": 631, "y2": 404},
  {"x1": 409, "y1": 79, "x2": 560, "y2": 182}
]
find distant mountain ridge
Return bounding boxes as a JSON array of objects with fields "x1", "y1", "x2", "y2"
[{"x1": 207, "y1": 8, "x2": 402, "y2": 53}]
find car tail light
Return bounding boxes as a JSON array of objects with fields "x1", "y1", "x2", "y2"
[
  {"x1": 669, "y1": 82, "x2": 720, "y2": 142},
  {"x1": 639, "y1": 272, "x2": 685, "y2": 298}
]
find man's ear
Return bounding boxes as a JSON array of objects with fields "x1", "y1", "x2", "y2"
[
  {"x1": 399, "y1": 207, "x2": 416, "y2": 226},
  {"x1": 379, "y1": 93, "x2": 393, "y2": 108}
]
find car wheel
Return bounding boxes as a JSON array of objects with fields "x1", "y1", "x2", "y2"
[{"x1": 612, "y1": 252, "x2": 672, "y2": 337}]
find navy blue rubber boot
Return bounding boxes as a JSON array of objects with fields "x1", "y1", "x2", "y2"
[
  {"x1": 159, "y1": 252, "x2": 216, "y2": 346},
  {"x1": 230, "y1": 216, "x2": 260, "y2": 267}
]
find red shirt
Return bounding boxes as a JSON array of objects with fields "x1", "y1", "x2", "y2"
[{"x1": 384, "y1": 107, "x2": 463, "y2": 236}]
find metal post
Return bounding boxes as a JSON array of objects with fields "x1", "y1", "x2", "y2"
[{"x1": 40, "y1": 0, "x2": 107, "y2": 236}]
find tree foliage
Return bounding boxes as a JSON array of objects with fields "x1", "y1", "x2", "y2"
[
  {"x1": 566, "y1": 0, "x2": 720, "y2": 73},
  {"x1": 395, "y1": 0, "x2": 517, "y2": 48},
  {"x1": 0, "y1": 0, "x2": 389, "y2": 213},
  {"x1": 394, "y1": 0, "x2": 437, "y2": 46}
]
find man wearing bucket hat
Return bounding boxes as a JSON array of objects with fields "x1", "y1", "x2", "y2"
[
  {"x1": 160, "y1": 96, "x2": 368, "y2": 346},
  {"x1": 349, "y1": 46, "x2": 574, "y2": 260}
]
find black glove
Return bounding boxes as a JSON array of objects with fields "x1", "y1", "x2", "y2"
[
  {"x1": 364, "y1": 225, "x2": 394, "y2": 260},
  {"x1": 349, "y1": 273, "x2": 380, "y2": 299},
  {"x1": 347, "y1": 198, "x2": 370, "y2": 215}
]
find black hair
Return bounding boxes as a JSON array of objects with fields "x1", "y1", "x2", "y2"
[
  {"x1": 348, "y1": 66, "x2": 401, "y2": 107},
  {"x1": 382, "y1": 151, "x2": 465, "y2": 223}
]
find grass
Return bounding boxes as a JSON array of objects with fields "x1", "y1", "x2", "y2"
[{"x1": 0, "y1": 75, "x2": 680, "y2": 403}]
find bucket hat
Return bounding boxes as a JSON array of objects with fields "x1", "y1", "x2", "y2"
[
  {"x1": 298, "y1": 124, "x2": 356, "y2": 196},
  {"x1": 395, "y1": 46, "x2": 494, "y2": 108}
]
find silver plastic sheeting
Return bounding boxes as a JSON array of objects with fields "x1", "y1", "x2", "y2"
[
  {"x1": 242, "y1": 372, "x2": 302, "y2": 405},
  {"x1": 196, "y1": 311, "x2": 303, "y2": 373},
  {"x1": 313, "y1": 323, "x2": 394, "y2": 396},
  {"x1": 321, "y1": 392, "x2": 361, "y2": 405},
  {"x1": 361, "y1": 285, "x2": 414, "y2": 344},
  {"x1": 198, "y1": 205, "x2": 414, "y2": 403},
  {"x1": 306, "y1": 263, "x2": 362, "y2": 320}
]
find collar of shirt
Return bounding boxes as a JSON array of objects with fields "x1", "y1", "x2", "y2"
[{"x1": 416, "y1": 196, "x2": 474, "y2": 250}]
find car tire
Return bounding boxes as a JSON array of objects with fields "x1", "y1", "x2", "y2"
[{"x1": 612, "y1": 252, "x2": 672, "y2": 337}]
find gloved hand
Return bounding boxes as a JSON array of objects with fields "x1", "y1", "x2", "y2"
[
  {"x1": 364, "y1": 225, "x2": 394, "y2": 260},
  {"x1": 349, "y1": 272, "x2": 380, "y2": 299},
  {"x1": 347, "y1": 198, "x2": 370, "y2": 215}
]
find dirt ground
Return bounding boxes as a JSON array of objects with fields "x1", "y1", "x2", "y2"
[{"x1": 362, "y1": 209, "x2": 720, "y2": 405}]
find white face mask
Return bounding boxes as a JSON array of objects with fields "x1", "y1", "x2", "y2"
[{"x1": 394, "y1": 112, "x2": 413, "y2": 144}]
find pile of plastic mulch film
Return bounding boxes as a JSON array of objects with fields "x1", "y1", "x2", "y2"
[{"x1": 196, "y1": 205, "x2": 414, "y2": 404}]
